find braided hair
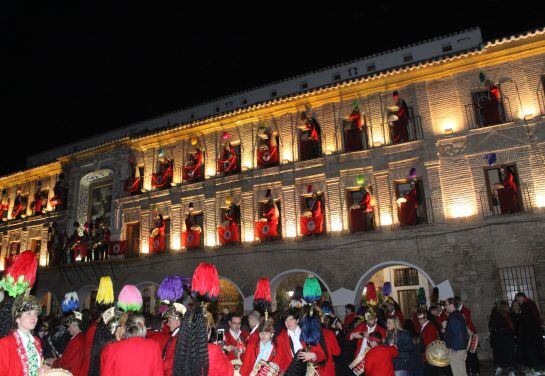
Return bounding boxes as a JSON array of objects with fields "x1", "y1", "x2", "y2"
[
  {"x1": 172, "y1": 303, "x2": 209, "y2": 376},
  {"x1": 0, "y1": 296, "x2": 14, "y2": 338},
  {"x1": 88, "y1": 314, "x2": 120, "y2": 376}
]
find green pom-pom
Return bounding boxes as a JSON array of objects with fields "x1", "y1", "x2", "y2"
[
  {"x1": 417, "y1": 287, "x2": 427, "y2": 305},
  {"x1": 0, "y1": 274, "x2": 30, "y2": 297},
  {"x1": 303, "y1": 276, "x2": 322, "y2": 303}
]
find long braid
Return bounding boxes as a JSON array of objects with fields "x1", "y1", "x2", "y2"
[
  {"x1": 88, "y1": 320, "x2": 115, "y2": 376},
  {"x1": 173, "y1": 305, "x2": 209, "y2": 376},
  {"x1": 0, "y1": 296, "x2": 14, "y2": 338}
]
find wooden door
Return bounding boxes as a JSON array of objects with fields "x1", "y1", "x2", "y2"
[{"x1": 125, "y1": 222, "x2": 140, "y2": 257}]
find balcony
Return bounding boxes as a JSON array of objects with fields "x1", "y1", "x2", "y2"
[
  {"x1": 380, "y1": 110, "x2": 424, "y2": 146},
  {"x1": 478, "y1": 182, "x2": 532, "y2": 217},
  {"x1": 465, "y1": 96, "x2": 513, "y2": 130}
]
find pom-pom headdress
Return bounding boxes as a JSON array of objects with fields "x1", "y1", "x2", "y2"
[
  {"x1": 11, "y1": 292, "x2": 42, "y2": 319},
  {"x1": 253, "y1": 278, "x2": 272, "y2": 314},
  {"x1": 303, "y1": 274, "x2": 322, "y2": 303},
  {"x1": 191, "y1": 263, "x2": 220, "y2": 303},
  {"x1": 0, "y1": 250, "x2": 37, "y2": 297},
  {"x1": 162, "y1": 302, "x2": 187, "y2": 321},
  {"x1": 117, "y1": 285, "x2": 143, "y2": 312},
  {"x1": 417, "y1": 287, "x2": 427, "y2": 305},
  {"x1": 62, "y1": 292, "x2": 80, "y2": 313},
  {"x1": 300, "y1": 305, "x2": 322, "y2": 346},
  {"x1": 96, "y1": 276, "x2": 114, "y2": 305},
  {"x1": 157, "y1": 276, "x2": 184, "y2": 304},
  {"x1": 382, "y1": 282, "x2": 392, "y2": 297},
  {"x1": 365, "y1": 282, "x2": 378, "y2": 307}
]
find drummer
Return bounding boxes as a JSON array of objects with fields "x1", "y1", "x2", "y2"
[
  {"x1": 417, "y1": 311, "x2": 440, "y2": 375},
  {"x1": 239, "y1": 317, "x2": 277, "y2": 376}
]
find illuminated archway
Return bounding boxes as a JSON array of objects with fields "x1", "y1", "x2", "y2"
[
  {"x1": 77, "y1": 284, "x2": 99, "y2": 311},
  {"x1": 35, "y1": 289, "x2": 59, "y2": 316},
  {"x1": 76, "y1": 169, "x2": 114, "y2": 231},
  {"x1": 208, "y1": 277, "x2": 244, "y2": 317},
  {"x1": 270, "y1": 269, "x2": 332, "y2": 313},
  {"x1": 136, "y1": 281, "x2": 160, "y2": 315}
]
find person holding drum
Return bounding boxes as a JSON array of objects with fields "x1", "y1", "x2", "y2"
[{"x1": 239, "y1": 317, "x2": 278, "y2": 376}]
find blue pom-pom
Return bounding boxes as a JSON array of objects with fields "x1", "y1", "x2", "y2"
[
  {"x1": 485, "y1": 153, "x2": 497, "y2": 166},
  {"x1": 62, "y1": 298, "x2": 79, "y2": 313},
  {"x1": 382, "y1": 282, "x2": 392, "y2": 297},
  {"x1": 300, "y1": 315, "x2": 322, "y2": 346}
]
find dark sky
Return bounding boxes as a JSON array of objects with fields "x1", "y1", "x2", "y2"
[{"x1": 2, "y1": 1, "x2": 543, "y2": 175}]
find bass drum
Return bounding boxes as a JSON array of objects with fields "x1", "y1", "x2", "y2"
[{"x1": 425, "y1": 340, "x2": 450, "y2": 367}]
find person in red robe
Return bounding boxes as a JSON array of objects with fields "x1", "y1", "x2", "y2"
[
  {"x1": 48, "y1": 311, "x2": 86, "y2": 375},
  {"x1": 399, "y1": 180, "x2": 419, "y2": 226},
  {"x1": 218, "y1": 141, "x2": 238, "y2": 174},
  {"x1": 149, "y1": 213, "x2": 166, "y2": 253},
  {"x1": 79, "y1": 317, "x2": 98, "y2": 375},
  {"x1": 301, "y1": 111, "x2": 322, "y2": 158},
  {"x1": 301, "y1": 186, "x2": 324, "y2": 235},
  {"x1": 161, "y1": 303, "x2": 185, "y2": 376},
  {"x1": 272, "y1": 307, "x2": 327, "y2": 374},
  {"x1": 343, "y1": 304, "x2": 357, "y2": 332},
  {"x1": 239, "y1": 317, "x2": 277, "y2": 376},
  {"x1": 417, "y1": 311, "x2": 440, "y2": 375},
  {"x1": 497, "y1": 167, "x2": 520, "y2": 214},
  {"x1": 321, "y1": 327, "x2": 341, "y2": 376},
  {"x1": 0, "y1": 188, "x2": 10, "y2": 220},
  {"x1": 223, "y1": 312, "x2": 249, "y2": 361},
  {"x1": 364, "y1": 331, "x2": 398, "y2": 376},
  {"x1": 391, "y1": 90, "x2": 410, "y2": 144},
  {"x1": 87, "y1": 307, "x2": 124, "y2": 376},
  {"x1": 101, "y1": 313, "x2": 163, "y2": 376},
  {"x1": 244, "y1": 310, "x2": 262, "y2": 349},
  {"x1": 0, "y1": 294, "x2": 49, "y2": 376},
  {"x1": 348, "y1": 310, "x2": 387, "y2": 358},
  {"x1": 183, "y1": 143, "x2": 204, "y2": 182}
]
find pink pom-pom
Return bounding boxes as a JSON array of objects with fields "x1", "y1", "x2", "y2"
[{"x1": 117, "y1": 285, "x2": 143, "y2": 312}]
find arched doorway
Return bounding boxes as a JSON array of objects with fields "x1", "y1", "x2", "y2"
[
  {"x1": 136, "y1": 282, "x2": 159, "y2": 315},
  {"x1": 77, "y1": 284, "x2": 99, "y2": 312},
  {"x1": 270, "y1": 270, "x2": 332, "y2": 313},
  {"x1": 76, "y1": 169, "x2": 114, "y2": 232},
  {"x1": 354, "y1": 262, "x2": 435, "y2": 322},
  {"x1": 208, "y1": 277, "x2": 244, "y2": 318}
]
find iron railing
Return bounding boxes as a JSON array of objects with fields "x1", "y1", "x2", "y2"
[
  {"x1": 478, "y1": 182, "x2": 532, "y2": 217},
  {"x1": 464, "y1": 96, "x2": 513, "y2": 130},
  {"x1": 381, "y1": 115, "x2": 424, "y2": 146}
]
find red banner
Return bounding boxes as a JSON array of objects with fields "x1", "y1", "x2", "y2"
[
  {"x1": 218, "y1": 223, "x2": 239, "y2": 245},
  {"x1": 124, "y1": 177, "x2": 141, "y2": 193},
  {"x1": 151, "y1": 168, "x2": 173, "y2": 188},
  {"x1": 257, "y1": 146, "x2": 279, "y2": 167},
  {"x1": 109, "y1": 241, "x2": 127, "y2": 257},
  {"x1": 217, "y1": 154, "x2": 238, "y2": 173},
  {"x1": 181, "y1": 230, "x2": 201, "y2": 248},
  {"x1": 300, "y1": 215, "x2": 323, "y2": 235},
  {"x1": 255, "y1": 220, "x2": 278, "y2": 240},
  {"x1": 149, "y1": 235, "x2": 165, "y2": 253},
  {"x1": 73, "y1": 242, "x2": 88, "y2": 260}
]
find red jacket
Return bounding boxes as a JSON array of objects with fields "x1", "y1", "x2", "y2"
[
  {"x1": 343, "y1": 313, "x2": 356, "y2": 331},
  {"x1": 162, "y1": 332, "x2": 179, "y2": 376},
  {"x1": 147, "y1": 330, "x2": 170, "y2": 352},
  {"x1": 78, "y1": 319, "x2": 98, "y2": 376},
  {"x1": 239, "y1": 340, "x2": 276, "y2": 376},
  {"x1": 101, "y1": 337, "x2": 163, "y2": 376},
  {"x1": 320, "y1": 328, "x2": 341, "y2": 376},
  {"x1": 348, "y1": 322, "x2": 387, "y2": 357},
  {"x1": 224, "y1": 329, "x2": 249, "y2": 360},
  {"x1": 420, "y1": 321, "x2": 439, "y2": 347},
  {"x1": 387, "y1": 309, "x2": 405, "y2": 324},
  {"x1": 272, "y1": 329, "x2": 326, "y2": 373},
  {"x1": 364, "y1": 345, "x2": 398, "y2": 376},
  {"x1": 53, "y1": 331, "x2": 85, "y2": 375},
  {"x1": 245, "y1": 328, "x2": 260, "y2": 348},
  {"x1": 460, "y1": 305, "x2": 477, "y2": 333},
  {"x1": 0, "y1": 331, "x2": 43, "y2": 376},
  {"x1": 208, "y1": 343, "x2": 234, "y2": 376}
]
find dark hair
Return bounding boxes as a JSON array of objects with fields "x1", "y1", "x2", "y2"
[
  {"x1": 446, "y1": 298, "x2": 456, "y2": 306},
  {"x1": 88, "y1": 319, "x2": 117, "y2": 376},
  {"x1": 172, "y1": 305, "x2": 209, "y2": 376},
  {"x1": 0, "y1": 296, "x2": 15, "y2": 337},
  {"x1": 515, "y1": 292, "x2": 526, "y2": 298},
  {"x1": 345, "y1": 304, "x2": 355, "y2": 312},
  {"x1": 227, "y1": 313, "x2": 241, "y2": 322},
  {"x1": 369, "y1": 331, "x2": 383, "y2": 342},
  {"x1": 283, "y1": 307, "x2": 300, "y2": 322}
]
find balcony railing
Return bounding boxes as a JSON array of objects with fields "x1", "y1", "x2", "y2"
[
  {"x1": 465, "y1": 96, "x2": 513, "y2": 130},
  {"x1": 380, "y1": 115, "x2": 424, "y2": 146},
  {"x1": 478, "y1": 182, "x2": 532, "y2": 217}
]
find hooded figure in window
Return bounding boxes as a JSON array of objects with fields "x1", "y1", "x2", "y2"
[
  {"x1": 149, "y1": 213, "x2": 166, "y2": 253},
  {"x1": 182, "y1": 203, "x2": 201, "y2": 249},
  {"x1": 397, "y1": 169, "x2": 420, "y2": 227},
  {"x1": 11, "y1": 191, "x2": 26, "y2": 219},
  {"x1": 183, "y1": 138, "x2": 204, "y2": 182},
  {"x1": 255, "y1": 189, "x2": 280, "y2": 240},
  {"x1": 389, "y1": 91, "x2": 409, "y2": 144},
  {"x1": 300, "y1": 185, "x2": 324, "y2": 236},
  {"x1": 300, "y1": 111, "x2": 322, "y2": 158},
  {"x1": 497, "y1": 166, "x2": 520, "y2": 214},
  {"x1": 31, "y1": 181, "x2": 47, "y2": 215},
  {"x1": 217, "y1": 135, "x2": 238, "y2": 174},
  {"x1": 257, "y1": 126, "x2": 279, "y2": 168},
  {"x1": 0, "y1": 188, "x2": 10, "y2": 220}
]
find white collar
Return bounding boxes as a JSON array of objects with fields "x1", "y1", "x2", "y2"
[
  {"x1": 172, "y1": 327, "x2": 180, "y2": 337},
  {"x1": 287, "y1": 326, "x2": 301, "y2": 337},
  {"x1": 420, "y1": 320, "x2": 430, "y2": 332},
  {"x1": 17, "y1": 329, "x2": 32, "y2": 347},
  {"x1": 367, "y1": 324, "x2": 376, "y2": 332},
  {"x1": 250, "y1": 325, "x2": 259, "y2": 335},
  {"x1": 230, "y1": 329, "x2": 241, "y2": 340}
]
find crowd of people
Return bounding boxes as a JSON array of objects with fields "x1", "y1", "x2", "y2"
[{"x1": 0, "y1": 251, "x2": 544, "y2": 376}]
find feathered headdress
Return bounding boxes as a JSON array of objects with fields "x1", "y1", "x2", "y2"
[
  {"x1": 303, "y1": 274, "x2": 322, "y2": 303},
  {"x1": 64, "y1": 311, "x2": 83, "y2": 326},
  {"x1": 117, "y1": 285, "x2": 143, "y2": 312},
  {"x1": 365, "y1": 282, "x2": 378, "y2": 307},
  {"x1": 191, "y1": 263, "x2": 220, "y2": 303},
  {"x1": 300, "y1": 305, "x2": 322, "y2": 346},
  {"x1": 62, "y1": 292, "x2": 80, "y2": 313},
  {"x1": 484, "y1": 153, "x2": 497, "y2": 166},
  {"x1": 253, "y1": 278, "x2": 272, "y2": 314},
  {"x1": 162, "y1": 302, "x2": 187, "y2": 321},
  {"x1": 96, "y1": 276, "x2": 114, "y2": 305},
  {"x1": 0, "y1": 250, "x2": 37, "y2": 297},
  {"x1": 382, "y1": 282, "x2": 392, "y2": 297},
  {"x1": 157, "y1": 276, "x2": 184, "y2": 304}
]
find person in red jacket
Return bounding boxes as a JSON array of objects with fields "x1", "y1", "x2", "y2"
[
  {"x1": 385, "y1": 297, "x2": 405, "y2": 323},
  {"x1": 87, "y1": 307, "x2": 124, "y2": 376},
  {"x1": 239, "y1": 317, "x2": 277, "y2": 376},
  {"x1": 417, "y1": 311, "x2": 440, "y2": 375},
  {"x1": 223, "y1": 312, "x2": 249, "y2": 361},
  {"x1": 48, "y1": 311, "x2": 86, "y2": 375},
  {"x1": 364, "y1": 331, "x2": 398, "y2": 376},
  {"x1": 272, "y1": 307, "x2": 326, "y2": 373},
  {"x1": 343, "y1": 304, "x2": 357, "y2": 332},
  {"x1": 321, "y1": 326, "x2": 341, "y2": 376},
  {"x1": 0, "y1": 294, "x2": 49, "y2": 376},
  {"x1": 161, "y1": 303, "x2": 186, "y2": 376},
  {"x1": 245, "y1": 310, "x2": 262, "y2": 348},
  {"x1": 348, "y1": 310, "x2": 387, "y2": 357},
  {"x1": 101, "y1": 313, "x2": 163, "y2": 376}
]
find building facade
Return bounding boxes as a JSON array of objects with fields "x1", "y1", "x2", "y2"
[{"x1": 2, "y1": 27, "x2": 545, "y2": 354}]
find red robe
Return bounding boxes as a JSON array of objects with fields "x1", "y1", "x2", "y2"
[
  {"x1": 162, "y1": 332, "x2": 178, "y2": 376},
  {"x1": 147, "y1": 331, "x2": 170, "y2": 353},
  {"x1": 460, "y1": 305, "x2": 477, "y2": 333},
  {"x1": 79, "y1": 319, "x2": 98, "y2": 376},
  {"x1": 498, "y1": 170, "x2": 519, "y2": 214},
  {"x1": 392, "y1": 98, "x2": 409, "y2": 144},
  {"x1": 245, "y1": 328, "x2": 260, "y2": 348},
  {"x1": 305, "y1": 118, "x2": 320, "y2": 141},
  {"x1": 364, "y1": 345, "x2": 398, "y2": 376},
  {"x1": 321, "y1": 328, "x2": 341, "y2": 376},
  {"x1": 348, "y1": 322, "x2": 387, "y2": 357},
  {"x1": 420, "y1": 321, "x2": 439, "y2": 347},
  {"x1": 0, "y1": 331, "x2": 43, "y2": 376},
  {"x1": 224, "y1": 329, "x2": 249, "y2": 360},
  {"x1": 101, "y1": 337, "x2": 163, "y2": 376},
  {"x1": 53, "y1": 331, "x2": 85, "y2": 375},
  {"x1": 272, "y1": 329, "x2": 326, "y2": 373},
  {"x1": 343, "y1": 312, "x2": 356, "y2": 331},
  {"x1": 208, "y1": 343, "x2": 234, "y2": 376},
  {"x1": 184, "y1": 149, "x2": 203, "y2": 181},
  {"x1": 239, "y1": 340, "x2": 276, "y2": 376},
  {"x1": 400, "y1": 186, "x2": 418, "y2": 226}
]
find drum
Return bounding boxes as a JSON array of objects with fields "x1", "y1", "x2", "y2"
[
  {"x1": 387, "y1": 105, "x2": 400, "y2": 112},
  {"x1": 42, "y1": 369, "x2": 73, "y2": 376},
  {"x1": 425, "y1": 340, "x2": 450, "y2": 367},
  {"x1": 190, "y1": 225, "x2": 202, "y2": 232},
  {"x1": 251, "y1": 360, "x2": 280, "y2": 376},
  {"x1": 349, "y1": 355, "x2": 365, "y2": 375},
  {"x1": 387, "y1": 114, "x2": 399, "y2": 122}
]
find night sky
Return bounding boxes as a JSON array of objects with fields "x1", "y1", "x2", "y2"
[{"x1": 2, "y1": 1, "x2": 543, "y2": 175}]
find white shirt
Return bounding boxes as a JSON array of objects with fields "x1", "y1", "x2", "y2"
[
  {"x1": 420, "y1": 320, "x2": 429, "y2": 333},
  {"x1": 356, "y1": 324, "x2": 376, "y2": 358},
  {"x1": 171, "y1": 327, "x2": 180, "y2": 337},
  {"x1": 230, "y1": 329, "x2": 242, "y2": 341},
  {"x1": 249, "y1": 325, "x2": 259, "y2": 336},
  {"x1": 287, "y1": 326, "x2": 302, "y2": 354}
]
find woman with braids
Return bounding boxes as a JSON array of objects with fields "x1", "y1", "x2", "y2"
[
  {"x1": 87, "y1": 307, "x2": 123, "y2": 376},
  {"x1": 172, "y1": 262, "x2": 234, "y2": 376},
  {"x1": 100, "y1": 312, "x2": 163, "y2": 376}
]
